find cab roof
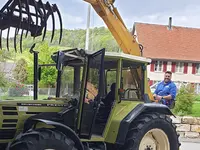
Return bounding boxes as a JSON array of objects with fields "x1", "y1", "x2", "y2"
[
  {"x1": 84, "y1": 50, "x2": 151, "y2": 64},
  {"x1": 51, "y1": 48, "x2": 152, "y2": 69},
  {"x1": 104, "y1": 52, "x2": 151, "y2": 64}
]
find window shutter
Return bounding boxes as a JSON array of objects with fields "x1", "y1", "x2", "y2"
[
  {"x1": 171, "y1": 62, "x2": 176, "y2": 73},
  {"x1": 163, "y1": 61, "x2": 167, "y2": 72},
  {"x1": 192, "y1": 63, "x2": 196, "y2": 74},
  {"x1": 149, "y1": 80, "x2": 153, "y2": 86},
  {"x1": 150, "y1": 60, "x2": 155, "y2": 72},
  {"x1": 183, "y1": 63, "x2": 188, "y2": 74}
]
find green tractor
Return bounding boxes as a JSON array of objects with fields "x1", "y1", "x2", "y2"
[{"x1": 1, "y1": 47, "x2": 180, "y2": 150}]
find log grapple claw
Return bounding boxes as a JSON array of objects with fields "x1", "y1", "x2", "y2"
[{"x1": 0, "y1": 0, "x2": 63, "y2": 52}]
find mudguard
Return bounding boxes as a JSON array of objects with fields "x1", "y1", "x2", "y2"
[
  {"x1": 115, "y1": 103, "x2": 175, "y2": 145},
  {"x1": 23, "y1": 118, "x2": 84, "y2": 150}
]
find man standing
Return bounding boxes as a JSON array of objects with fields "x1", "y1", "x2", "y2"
[{"x1": 153, "y1": 71, "x2": 177, "y2": 107}]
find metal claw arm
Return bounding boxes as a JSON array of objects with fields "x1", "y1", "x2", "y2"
[
  {"x1": 83, "y1": 0, "x2": 141, "y2": 56},
  {"x1": 0, "y1": 0, "x2": 63, "y2": 52}
]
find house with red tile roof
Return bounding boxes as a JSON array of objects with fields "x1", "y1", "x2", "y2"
[{"x1": 132, "y1": 18, "x2": 200, "y2": 93}]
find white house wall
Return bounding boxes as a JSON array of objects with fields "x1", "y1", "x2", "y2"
[{"x1": 147, "y1": 62, "x2": 200, "y2": 83}]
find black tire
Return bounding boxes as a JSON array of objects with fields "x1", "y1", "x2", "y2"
[
  {"x1": 121, "y1": 112, "x2": 181, "y2": 150},
  {"x1": 8, "y1": 128, "x2": 78, "y2": 150}
]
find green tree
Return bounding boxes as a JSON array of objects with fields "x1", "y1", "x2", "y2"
[
  {"x1": 0, "y1": 72, "x2": 9, "y2": 91},
  {"x1": 39, "y1": 67, "x2": 57, "y2": 88},
  {"x1": 25, "y1": 42, "x2": 59, "y2": 87},
  {"x1": 6, "y1": 26, "x2": 122, "y2": 88},
  {"x1": 13, "y1": 58, "x2": 28, "y2": 83}
]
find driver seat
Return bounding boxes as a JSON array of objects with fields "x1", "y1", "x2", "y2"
[
  {"x1": 102, "y1": 83, "x2": 116, "y2": 107},
  {"x1": 95, "y1": 83, "x2": 116, "y2": 124}
]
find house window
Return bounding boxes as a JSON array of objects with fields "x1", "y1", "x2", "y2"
[
  {"x1": 154, "y1": 61, "x2": 163, "y2": 72},
  {"x1": 196, "y1": 64, "x2": 200, "y2": 74},
  {"x1": 175, "y1": 62, "x2": 184, "y2": 73}
]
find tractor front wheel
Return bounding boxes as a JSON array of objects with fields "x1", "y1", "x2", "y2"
[
  {"x1": 8, "y1": 128, "x2": 78, "y2": 150},
  {"x1": 122, "y1": 112, "x2": 180, "y2": 150}
]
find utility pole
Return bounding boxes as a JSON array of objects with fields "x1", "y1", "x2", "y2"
[{"x1": 85, "y1": 4, "x2": 91, "y2": 50}]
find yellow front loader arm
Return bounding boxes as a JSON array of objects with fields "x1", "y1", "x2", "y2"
[
  {"x1": 83, "y1": 0, "x2": 154, "y2": 101},
  {"x1": 84, "y1": 0, "x2": 141, "y2": 56}
]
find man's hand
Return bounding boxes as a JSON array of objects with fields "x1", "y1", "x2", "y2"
[
  {"x1": 153, "y1": 94, "x2": 162, "y2": 100},
  {"x1": 155, "y1": 95, "x2": 162, "y2": 101},
  {"x1": 153, "y1": 94, "x2": 157, "y2": 99},
  {"x1": 84, "y1": 98, "x2": 90, "y2": 104}
]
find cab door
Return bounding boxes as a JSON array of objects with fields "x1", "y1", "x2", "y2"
[{"x1": 78, "y1": 48, "x2": 105, "y2": 139}]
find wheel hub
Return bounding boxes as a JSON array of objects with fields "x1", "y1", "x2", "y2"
[
  {"x1": 145, "y1": 145, "x2": 153, "y2": 150},
  {"x1": 139, "y1": 128, "x2": 170, "y2": 150}
]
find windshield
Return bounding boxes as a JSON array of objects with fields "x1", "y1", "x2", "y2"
[
  {"x1": 121, "y1": 60, "x2": 144, "y2": 100},
  {"x1": 59, "y1": 65, "x2": 83, "y2": 98}
]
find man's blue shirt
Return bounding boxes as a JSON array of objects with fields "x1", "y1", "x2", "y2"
[{"x1": 154, "y1": 81, "x2": 177, "y2": 100}]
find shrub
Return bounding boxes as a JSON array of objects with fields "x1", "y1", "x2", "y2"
[
  {"x1": 8, "y1": 83, "x2": 29, "y2": 97},
  {"x1": 173, "y1": 84, "x2": 195, "y2": 116}
]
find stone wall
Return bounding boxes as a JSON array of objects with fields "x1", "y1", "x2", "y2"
[{"x1": 171, "y1": 116, "x2": 200, "y2": 138}]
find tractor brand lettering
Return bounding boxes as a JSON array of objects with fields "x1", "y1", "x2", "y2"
[
  {"x1": 17, "y1": 103, "x2": 68, "y2": 107},
  {"x1": 18, "y1": 106, "x2": 28, "y2": 112}
]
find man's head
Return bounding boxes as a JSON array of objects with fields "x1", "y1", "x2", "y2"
[
  {"x1": 110, "y1": 83, "x2": 116, "y2": 92},
  {"x1": 164, "y1": 71, "x2": 172, "y2": 83}
]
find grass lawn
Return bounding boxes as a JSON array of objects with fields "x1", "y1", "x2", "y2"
[{"x1": 194, "y1": 95, "x2": 200, "y2": 101}]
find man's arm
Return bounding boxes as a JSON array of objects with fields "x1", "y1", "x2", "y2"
[
  {"x1": 163, "y1": 84, "x2": 177, "y2": 100},
  {"x1": 153, "y1": 83, "x2": 160, "y2": 96}
]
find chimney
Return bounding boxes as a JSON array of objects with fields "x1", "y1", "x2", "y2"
[{"x1": 168, "y1": 17, "x2": 172, "y2": 30}]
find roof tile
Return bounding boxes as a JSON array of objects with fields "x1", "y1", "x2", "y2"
[{"x1": 134, "y1": 22, "x2": 200, "y2": 62}]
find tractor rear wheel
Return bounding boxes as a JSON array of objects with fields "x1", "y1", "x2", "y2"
[
  {"x1": 121, "y1": 112, "x2": 180, "y2": 150},
  {"x1": 8, "y1": 128, "x2": 78, "y2": 150}
]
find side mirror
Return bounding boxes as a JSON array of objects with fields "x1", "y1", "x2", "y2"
[
  {"x1": 56, "y1": 51, "x2": 65, "y2": 71},
  {"x1": 38, "y1": 67, "x2": 41, "y2": 81}
]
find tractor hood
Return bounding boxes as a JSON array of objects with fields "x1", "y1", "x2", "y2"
[{"x1": 0, "y1": 99, "x2": 69, "y2": 116}]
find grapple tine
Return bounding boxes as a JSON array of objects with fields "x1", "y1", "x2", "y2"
[
  {"x1": 53, "y1": 4, "x2": 63, "y2": 44},
  {"x1": 38, "y1": 0, "x2": 47, "y2": 41},
  {"x1": 33, "y1": 0, "x2": 39, "y2": 39},
  {"x1": 0, "y1": 30, "x2": 2, "y2": 50},
  {"x1": 20, "y1": 29, "x2": 24, "y2": 53},
  {"x1": 46, "y1": 1, "x2": 55, "y2": 43},
  {"x1": 6, "y1": 27, "x2": 10, "y2": 51},
  {"x1": 14, "y1": 28, "x2": 19, "y2": 52},
  {"x1": 25, "y1": 0, "x2": 31, "y2": 38},
  {"x1": 6, "y1": 1, "x2": 16, "y2": 52}
]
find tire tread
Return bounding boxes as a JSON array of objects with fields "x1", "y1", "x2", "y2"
[
  {"x1": 121, "y1": 112, "x2": 181, "y2": 150},
  {"x1": 8, "y1": 128, "x2": 77, "y2": 150}
]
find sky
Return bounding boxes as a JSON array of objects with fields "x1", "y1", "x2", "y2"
[
  {"x1": 1, "y1": 0, "x2": 200, "y2": 36},
  {"x1": 49, "y1": 0, "x2": 200, "y2": 30}
]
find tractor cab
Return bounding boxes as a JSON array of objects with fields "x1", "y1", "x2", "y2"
[{"x1": 49, "y1": 48, "x2": 152, "y2": 139}]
